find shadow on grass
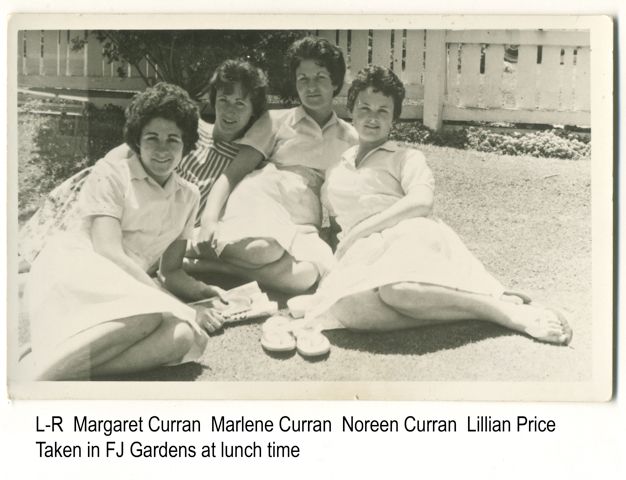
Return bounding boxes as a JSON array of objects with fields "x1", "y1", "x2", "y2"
[
  {"x1": 325, "y1": 320, "x2": 514, "y2": 356},
  {"x1": 94, "y1": 362, "x2": 205, "y2": 382},
  {"x1": 262, "y1": 349, "x2": 297, "y2": 360}
]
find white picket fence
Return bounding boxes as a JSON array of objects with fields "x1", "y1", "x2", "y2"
[{"x1": 17, "y1": 29, "x2": 591, "y2": 129}]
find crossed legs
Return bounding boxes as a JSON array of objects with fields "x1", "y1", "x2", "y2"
[
  {"x1": 32, "y1": 313, "x2": 196, "y2": 380},
  {"x1": 329, "y1": 282, "x2": 571, "y2": 344}
]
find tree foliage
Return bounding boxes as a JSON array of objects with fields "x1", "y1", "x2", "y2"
[{"x1": 79, "y1": 30, "x2": 308, "y2": 100}]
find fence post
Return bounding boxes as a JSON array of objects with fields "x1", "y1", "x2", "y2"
[{"x1": 423, "y1": 30, "x2": 447, "y2": 131}]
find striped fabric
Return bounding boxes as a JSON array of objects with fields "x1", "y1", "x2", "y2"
[{"x1": 176, "y1": 121, "x2": 240, "y2": 225}]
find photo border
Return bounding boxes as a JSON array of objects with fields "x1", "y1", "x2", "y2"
[{"x1": 6, "y1": 13, "x2": 614, "y2": 401}]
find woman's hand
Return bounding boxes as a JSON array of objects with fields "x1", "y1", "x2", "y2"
[
  {"x1": 335, "y1": 229, "x2": 360, "y2": 260},
  {"x1": 193, "y1": 306, "x2": 225, "y2": 333},
  {"x1": 199, "y1": 284, "x2": 229, "y2": 303},
  {"x1": 334, "y1": 185, "x2": 435, "y2": 261}
]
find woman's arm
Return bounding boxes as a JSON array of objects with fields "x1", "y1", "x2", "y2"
[
  {"x1": 197, "y1": 145, "x2": 264, "y2": 245},
  {"x1": 91, "y1": 215, "x2": 157, "y2": 288},
  {"x1": 159, "y1": 238, "x2": 227, "y2": 302},
  {"x1": 336, "y1": 185, "x2": 433, "y2": 257},
  {"x1": 159, "y1": 239, "x2": 228, "y2": 333}
]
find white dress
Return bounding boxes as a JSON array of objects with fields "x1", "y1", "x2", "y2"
[
  {"x1": 25, "y1": 153, "x2": 208, "y2": 368},
  {"x1": 213, "y1": 107, "x2": 358, "y2": 275},
  {"x1": 307, "y1": 142, "x2": 505, "y2": 320}
]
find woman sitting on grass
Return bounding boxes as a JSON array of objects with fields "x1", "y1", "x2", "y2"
[
  {"x1": 18, "y1": 59, "x2": 269, "y2": 275},
  {"x1": 306, "y1": 66, "x2": 572, "y2": 346},
  {"x1": 187, "y1": 36, "x2": 358, "y2": 294},
  {"x1": 22, "y1": 83, "x2": 229, "y2": 380}
]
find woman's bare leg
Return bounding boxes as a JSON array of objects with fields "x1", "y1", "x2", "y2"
[
  {"x1": 90, "y1": 317, "x2": 195, "y2": 377},
  {"x1": 326, "y1": 283, "x2": 570, "y2": 344},
  {"x1": 377, "y1": 282, "x2": 570, "y2": 344},
  {"x1": 329, "y1": 289, "x2": 416, "y2": 331},
  {"x1": 221, "y1": 238, "x2": 284, "y2": 267},
  {"x1": 33, "y1": 313, "x2": 196, "y2": 380},
  {"x1": 184, "y1": 238, "x2": 319, "y2": 294}
]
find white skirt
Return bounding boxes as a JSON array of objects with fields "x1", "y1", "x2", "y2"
[
  {"x1": 307, "y1": 216, "x2": 505, "y2": 320},
  {"x1": 214, "y1": 163, "x2": 335, "y2": 275},
  {"x1": 25, "y1": 233, "x2": 208, "y2": 367}
]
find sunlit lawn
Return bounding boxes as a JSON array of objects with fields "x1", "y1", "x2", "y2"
[{"x1": 95, "y1": 144, "x2": 592, "y2": 383}]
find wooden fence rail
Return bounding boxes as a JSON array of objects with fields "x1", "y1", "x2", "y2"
[{"x1": 17, "y1": 29, "x2": 591, "y2": 130}]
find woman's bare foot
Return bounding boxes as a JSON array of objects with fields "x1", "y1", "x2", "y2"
[{"x1": 503, "y1": 303, "x2": 573, "y2": 345}]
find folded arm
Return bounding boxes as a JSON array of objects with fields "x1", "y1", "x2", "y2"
[
  {"x1": 159, "y1": 239, "x2": 227, "y2": 302},
  {"x1": 337, "y1": 185, "x2": 434, "y2": 257},
  {"x1": 197, "y1": 145, "x2": 264, "y2": 244}
]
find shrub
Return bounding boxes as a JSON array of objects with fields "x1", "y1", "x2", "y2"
[
  {"x1": 390, "y1": 122, "x2": 590, "y2": 160},
  {"x1": 18, "y1": 100, "x2": 125, "y2": 220}
]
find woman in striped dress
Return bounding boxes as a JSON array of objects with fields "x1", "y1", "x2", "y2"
[{"x1": 18, "y1": 59, "x2": 268, "y2": 273}]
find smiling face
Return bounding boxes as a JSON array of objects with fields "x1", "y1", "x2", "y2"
[
  {"x1": 352, "y1": 87, "x2": 395, "y2": 150},
  {"x1": 295, "y1": 59, "x2": 336, "y2": 122},
  {"x1": 138, "y1": 117, "x2": 185, "y2": 186},
  {"x1": 213, "y1": 82, "x2": 254, "y2": 141}
]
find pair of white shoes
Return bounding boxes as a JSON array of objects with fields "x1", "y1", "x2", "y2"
[
  {"x1": 260, "y1": 295, "x2": 331, "y2": 357},
  {"x1": 261, "y1": 315, "x2": 331, "y2": 357}
]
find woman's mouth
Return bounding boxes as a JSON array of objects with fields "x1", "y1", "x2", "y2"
[{"x1": 152, "y1": 158, "x2": 171, "y2": 165}]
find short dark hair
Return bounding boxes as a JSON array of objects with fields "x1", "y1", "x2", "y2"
[
  {"x1": 208, "y1": 59, "x2": 268, "y2": 120},
  {"x1": 124, "y1": 82, "x2": 199, "y2": 156},
  {"x1": 286, "y1": 36, "x2": 346, "y2": 97},
  {"x1": 347, "y1": 66, "x2": 406, "y2": 119}
]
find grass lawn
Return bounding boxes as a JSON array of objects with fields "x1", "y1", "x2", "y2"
[{"x1": 86, "y1": 144, "x2": 592, "y2": 383}]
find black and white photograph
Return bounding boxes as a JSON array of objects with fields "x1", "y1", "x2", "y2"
[{"x1": 6, "y1": 14, "x2": 613, "y2": 399}]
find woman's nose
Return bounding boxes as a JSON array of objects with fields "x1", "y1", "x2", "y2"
[
  {"x1": 154, "y1": 140, "x2": 169, "y2": 153},
  {"x1": 222, "y1": 102, "x2": 236, "y2": 114}
]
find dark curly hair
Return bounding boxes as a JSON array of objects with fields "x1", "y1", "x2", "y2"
[
  {"x1": 208, "y1": 59, "x2": 268, "y2": 121},
  {"x1": 286, "y1": 36, "x2": 346, "y2": 97},
  {"x1": 347, "y1": 66, "x2": 406, "y2": 120},
  {"x1": 124, "y1": 82, "x2": 199, "y2": 157}
]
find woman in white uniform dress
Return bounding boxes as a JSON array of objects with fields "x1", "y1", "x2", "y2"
[
  {"x1": 191, "y1": 37, "x2": 358, "y2": 294},
  {"x1": 23, "y1": 83, "x2": 228, "y2": 380},
  {"x1": 308, "y1": 66, "x2": 572, "y2": 346}
]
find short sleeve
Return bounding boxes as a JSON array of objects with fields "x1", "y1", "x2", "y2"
[
  {"x1": 78, "y1": 158, "x2": 127, "y2": 219},
  {"x1": 103, "y1": 143, "x2": 134, "y2": 162},
  {"x1": 196, "y1": 120, "x2": 214, "y2": 148},
  {"x1": 398, "y1": 149, "x2": 435, "y2": 194},
  {"x1": 235, "y1": 111, "x2": 279, "y2": 158},
  {"x1": 178, "y1": 187, "x2": 201, "y2": 241}
]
